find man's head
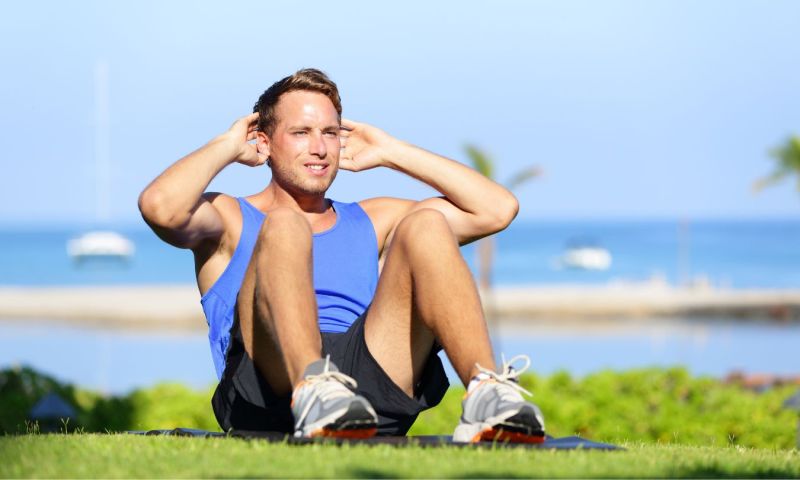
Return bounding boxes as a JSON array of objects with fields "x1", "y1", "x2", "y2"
[
  {"x1": 253, "y1": 68, "x2": 342, "y2": 137},
  {"x1": 253, "y1": 69, "x2": 343, "y2": 197}
]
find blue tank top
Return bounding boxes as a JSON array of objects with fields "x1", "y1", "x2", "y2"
[{"x1": 200, "y1": 197, "x2": 379, "y2": 379}]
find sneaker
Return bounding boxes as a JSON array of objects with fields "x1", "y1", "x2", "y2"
[
  {"x1": 452, "y1": 355, "x2": 546, "y2": 443},
  {"x1": 291, "y1": 356, "x2": 378, "y2": 438}
]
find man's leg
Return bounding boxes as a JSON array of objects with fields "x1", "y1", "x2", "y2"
[
  {"x1": 236, "y1": 207, "x2": 321, "y2": 393},
  {"x1": 364, "y1": 208, "x2": 544, "y2": 442},
  {"x1": 365, "y1": 208, "x2": 496, "y2": 392},
  {"x1": 235, "y1": 207, "x2": 377, "y2": 436}
]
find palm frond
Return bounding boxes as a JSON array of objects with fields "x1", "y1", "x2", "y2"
[
  {"x1": 506, "y1": 166, "x2": 542, "y2": 191},
  {"x1": 770, "y1": 135, "x2": 800, "y2": 171},
  {"x1": 464, "y1": 144, "x2": 494, "y2": 180},
  {"x1": 752, "y1": 169, "x2": 790, "y2": 193},
  {"x1": 756, "y1": 135, "x2": 800, "y2": 193}
]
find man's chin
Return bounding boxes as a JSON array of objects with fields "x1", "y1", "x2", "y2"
[
  {"x1": 307, "y1": 171, "x2": 337, "y2": 195},
  {"x1": 293, "y1": 178, "x2": 335, "y2": 197},
  {"x1": 272, "y1": 169, "x2": 337, "y2": 197}
]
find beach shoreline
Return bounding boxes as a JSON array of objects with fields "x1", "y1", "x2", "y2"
[
  {"x1": 0, "y1": 284, "x2": 202, "y2": 331},
  {"x1": 2, "y1": 282, "x2": 799, "y2": 331}
]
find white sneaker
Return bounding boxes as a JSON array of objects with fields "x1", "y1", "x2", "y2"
[
  {"x1": 291, "y1": 356, "x2": 378, "y2": 438},
  {"x1": 452, "y1": 355, "x2": 546, "y2": 443}
]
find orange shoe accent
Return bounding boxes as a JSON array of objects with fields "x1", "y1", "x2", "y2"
[
  {"x1": 463, "y1": 379, "x2": 495, "y2": 400},
  {"x1": 290, "y1": 380, "x2": 310, "y2": 409},
  {"x1": 311, "y1": 427, "x2": 378, "y2": 439},
  {"x1": 473, "y1": 428, "x2": 545, "y2": 444}
]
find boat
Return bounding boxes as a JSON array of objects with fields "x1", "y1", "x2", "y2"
[
  {"x1": 67, "y1": 62, "x2": 135, "y2": 264},
  {"x1": 558, "y1": 241, "x2": 612, "y2": 271},
  {"x1": 67, "y1": 231, "x2": 134, "y2": 260}
]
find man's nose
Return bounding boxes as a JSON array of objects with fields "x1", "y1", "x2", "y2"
[{"x1": 308, "y1": 131, "x2": 327, "y2": 158}]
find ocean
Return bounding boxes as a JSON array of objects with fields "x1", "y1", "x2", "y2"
[
  {"x1": 1, "y1": 218, "x2": 799, "y2": 393},
  {"x1": 2, "y1": 218, "x2": 800, "y2": 288}
]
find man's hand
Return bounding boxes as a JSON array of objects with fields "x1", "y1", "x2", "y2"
[
  {"x1": 223, "y1": 112, "x2": 268, "y2": 167},
  {"x1": 139, "y1": 112, "x2": 268, "y2": 250},
  {"x1": 339, "y1": 119, "x2": 400, "y2": 172}
]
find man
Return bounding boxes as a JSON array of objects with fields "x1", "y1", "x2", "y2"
[{"x1": 138, "y1": 68, "x2": 545, "y2": 442}]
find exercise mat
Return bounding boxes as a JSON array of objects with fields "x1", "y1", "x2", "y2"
[{"x1": 128, "y1": 428, "x2": 622, "y2": 450}]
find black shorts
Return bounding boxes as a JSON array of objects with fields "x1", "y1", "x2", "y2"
[{"x1": 211, "y1": 311, "x2": 450, "y2": 436}]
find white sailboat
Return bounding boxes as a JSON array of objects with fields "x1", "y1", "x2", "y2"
[
  {"x1": 68, "y1": 231, "x2": 134, "y2": 260},
  {"x1": 556, "y1": 238, "x2": 612, "y2": 271},
  {"x1": 559, "y1": 245, "x2": 612, "y2": 270},
  {"x1": 68, "y1": 61, "x2": 134, "y2": 262}
]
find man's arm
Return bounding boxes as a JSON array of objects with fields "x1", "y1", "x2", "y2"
[
  {"x1": 341, "y1": 119, "x2": 519, "y2": 246},
  {"x1": 138, "y1": 113, "x2": 266, "y2": 249}
]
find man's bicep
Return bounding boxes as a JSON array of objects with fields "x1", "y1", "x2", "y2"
[
  {"x1": 362, "y1": 196, "x2": 495, "y2": 250},
  {"x1": 145, "y1": 195, "x2": 225, "y2": 250}
]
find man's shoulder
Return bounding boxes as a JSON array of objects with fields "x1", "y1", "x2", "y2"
[
  {"x1": 203, "y1": 191, "x2": 237, "y2": 206},
  {"x1": 202, "y1": 192, "x2": 243, "y2": 219},
  {"x1": 358, "y1": 196, "x2": 414, "y2": 212},
  {"x1": 358, "y1": 197, "x2": 414, "y2": 221},
  {"x1": 195, "y1": 192, "x2": 246, "y2": 248},
  {"x1": 357, "y1": 197, "x2": 417, "y2": 249}
]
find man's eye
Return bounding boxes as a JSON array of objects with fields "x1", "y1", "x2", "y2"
[
  {"x1": 324, "y1": 131, "x2": 338, "y2": 137},
  {"x1": 294, "y1": 131, "x2": 307, "y2": 136}
]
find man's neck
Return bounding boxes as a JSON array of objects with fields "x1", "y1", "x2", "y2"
[{"x1": 255, "y1": 183, "x2": 330, "y2": 215}]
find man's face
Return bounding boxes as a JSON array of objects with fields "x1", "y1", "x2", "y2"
[{"x1": 261, "y1": 90, "x2": 341, "y2": 197}]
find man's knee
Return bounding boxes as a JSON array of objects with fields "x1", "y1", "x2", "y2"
[
  {"x1": 393, "y1": 208, "x2": 454, "y2": 246},
  {"x1": 253, "y1": 207, "x2": 312, "y2": 258},
  {"x1": 260, "y1": 207, "x2": 311, "y2": 240}
]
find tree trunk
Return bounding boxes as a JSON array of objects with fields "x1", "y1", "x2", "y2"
[{"x1": 477, "y1": 236, "x2": 495, "y2": 292}]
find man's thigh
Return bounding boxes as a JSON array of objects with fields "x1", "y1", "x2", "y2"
[{"x1": 363, "y1": 245, "x2": 436, "y2": 397}]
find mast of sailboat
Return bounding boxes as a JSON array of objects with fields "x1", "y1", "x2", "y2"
[
  {"x1": 66, "y1": 61, "x2": 133, "y2": 261},
  {"x1": 94, "y1": 60, "x2": 111, "y2": 223}
]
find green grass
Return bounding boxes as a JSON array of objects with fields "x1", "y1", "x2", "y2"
[{"x1": 1, "y1": 434, "x2": 798, "y2": 478}]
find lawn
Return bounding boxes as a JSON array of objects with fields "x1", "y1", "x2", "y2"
[{"x1": 1, "y1": 434, "x2": 799, "y2": 478}]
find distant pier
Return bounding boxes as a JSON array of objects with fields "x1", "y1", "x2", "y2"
[
  {"x1": 1, "y1": 282, "x2": 799, "y2": 331},
  {"x1": 486, "y1": 283, "x2": 800, "y2": 321}
]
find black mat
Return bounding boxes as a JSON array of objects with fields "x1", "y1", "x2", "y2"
[{"x1": 127, "y1": 428, "x2": 622, "y2": 450}]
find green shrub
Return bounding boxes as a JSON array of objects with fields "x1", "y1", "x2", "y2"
[
  {"x1": 126, "y1": 383, "x2": 219, "y2": 431},
  {"x1": 0, "y1": 366, "x2": 90, "y2": 433}
]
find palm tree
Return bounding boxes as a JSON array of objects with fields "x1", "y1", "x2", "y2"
[
  {"x1": 464, "y1": 145, "x2": 541, "y2": 293},
  {"x1": 753, "y1": 135, "x2": 800, "y2": 193}
]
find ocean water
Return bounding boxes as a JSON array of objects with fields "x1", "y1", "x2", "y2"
[
  {"x1": 490, "y1": 219, "x2": 800, "y2": 288},
  {"x1": 1, "y1": 219, "x2": 799, "y2": 288}
]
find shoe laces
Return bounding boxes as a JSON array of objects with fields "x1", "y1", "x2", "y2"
[
  {"x1": 294, "y1": 356, "x2": 358, "y2": 427},
  {"x1": 474, "y1": 354, "x2": 533, "y2": 399}
]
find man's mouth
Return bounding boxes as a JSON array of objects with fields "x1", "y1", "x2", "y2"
[{"x1": 304, "y1": 163, "x2": 329, "y2": 176}]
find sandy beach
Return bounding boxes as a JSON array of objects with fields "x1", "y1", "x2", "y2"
[
  {"x1": 0, "y1": 285, "x2": 203, "y2": 331},
  {"x1": 487, "y1": 282, "x2": 800, "y2": 320},
  {"x1": 1, "y1": 282, "x2": 799, "y2": 331}
]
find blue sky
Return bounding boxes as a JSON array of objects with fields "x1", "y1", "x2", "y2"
[{"x1": 2, "y1": 0, "x2": 799, "y2": 224}]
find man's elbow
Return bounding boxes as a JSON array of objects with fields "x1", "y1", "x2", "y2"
[
  {"x1": 487, "y1": 193, "x2": 519, "y2": 234},
  {"x1": 138, "y1": 186, "x2": 183, "y2": 230},
  {"x1": 500, "y1": 193, "x2": 520, "y2": 229}
]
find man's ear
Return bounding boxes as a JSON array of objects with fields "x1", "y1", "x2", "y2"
[{"x1": 256, "y1": 131, "x2": 271, "y2": 159}]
